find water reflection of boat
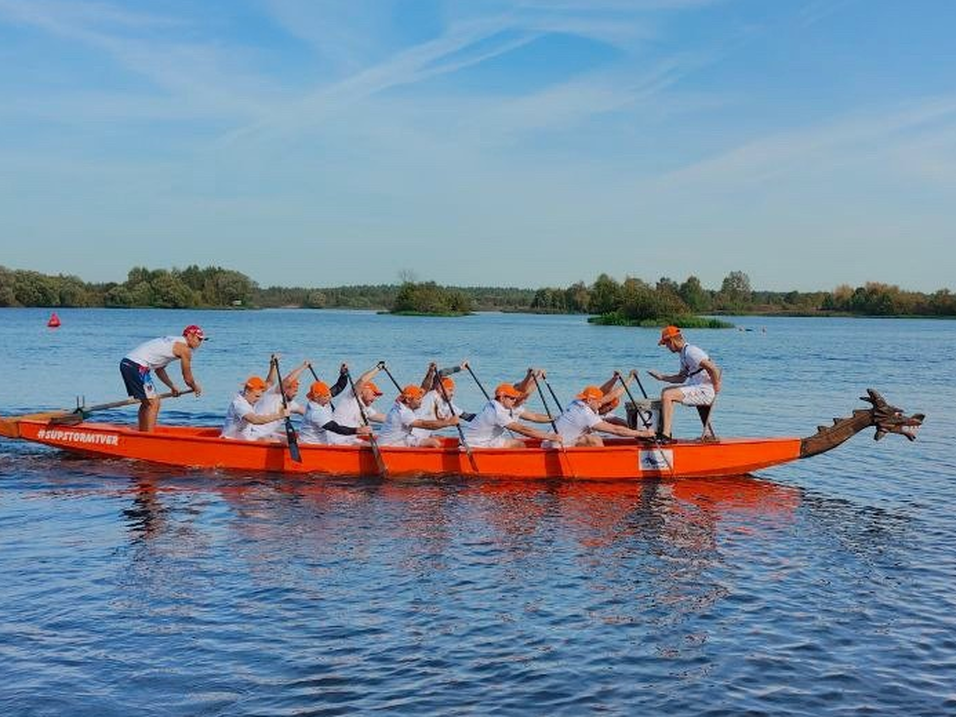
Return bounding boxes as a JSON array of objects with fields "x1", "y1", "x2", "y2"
[{"x1": 0, "y1": 390, "x2": 921, "y2": 480}]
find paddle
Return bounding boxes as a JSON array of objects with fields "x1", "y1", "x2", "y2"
[
  {"x1": 346, "y1": 369, "x2": 387, "y2": 477},
  {"x1": 617, "y1": 370, "x2": 673, "y2": 475},
  {"x1": 23, "y1": 389, "x2": 196, "y2": 426},
  {"x1": 377, "y1": 361, "x2": 402, "y2": 393},
  {"x1": 434, "y1": 371, "x2": 480, "y2": 473},
  {"x1": 531, "y1": 371, "x2": 574, "y2": 478},
  {"x1": 542, "y1": 375, "x2": 565, "y2": 417},
  {"x1": 271, "y1": 357, "x2": 302, "y2": 463},
  {"x1": 465, "y1": 363, "x2": 491, "y2": 401}
]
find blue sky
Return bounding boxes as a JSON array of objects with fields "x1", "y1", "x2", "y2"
[{"x1": 1, "y1": 0, "x2": 954, "y2": 292}]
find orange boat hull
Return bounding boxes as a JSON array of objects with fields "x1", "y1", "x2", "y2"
[{"x1": 11, "y1": 420, "x2": 803, "y2": 480}]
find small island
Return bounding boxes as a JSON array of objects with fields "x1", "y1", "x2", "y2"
[{"x1": 386, "y1": 280, "x2": 472, "y2": 317}]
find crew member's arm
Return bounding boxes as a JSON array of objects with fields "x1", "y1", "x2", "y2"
[
  {"x1": 243, "y1": 407, "x2": 291, "y2": 425},
  {"x1": 593, "y1": 420, "x2": 652, "y2": 439},
  {"x1": 265, "y1": 354, "x2": 279, "y2": 387},
  {"x1": 321, "y1": 420, "x2": 372, "y2": 436},
  {"x1": 504, "y1": 421, "x2": 560, "y2": 442},
  {"x1": 515, "y1": 409, "x2": 555, "y2": 424},
  {"x1": 329, "y1": 364, "x2": 349, "y2": 397},
  {"x1": 513, "y1": 368, "x2": 543, "y2": 407},
  {"x1": 421, "y1": 362, "x2": 438, "y2": 391},
  {"x1": 154, "y1": 366, "x2": 178, "y2": 394},
  {"x1": 648, "y1": 366, "x2": 687, "y2": 384},
  {"x1": 170, "y1": 343, "x2": 202, "y2": 396},
  {"x1": 411, "y1": 416, "x2": 459, "y2": 431},
  {"x1": 354, "y1": 363, "x2": 382, "y2": 392},
  {"x1": 701, "y1": 359, "x2": 722, "y2": 393}
]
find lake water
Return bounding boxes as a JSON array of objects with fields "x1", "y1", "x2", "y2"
[{"x1": 1, "y1": 308, "x2": 954, "y2": 715}]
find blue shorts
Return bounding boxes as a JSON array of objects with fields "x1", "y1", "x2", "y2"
[{"x1": 120, "y1": 358, "x2": 157, "y2": 400}]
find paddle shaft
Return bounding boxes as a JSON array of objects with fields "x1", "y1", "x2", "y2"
[
  {"x1": 465, "y1": 364, "x2": 491, "y2": 401},
  {"x1": 435, "y1": 378, "x2": 479, "y2": 472},
  {"x1": 531, "y1": 373, "x2": 574, "y2": 478},
  {"x1": 617, "y1": 372, "x2": 673, "y2": 474},
  {"x1": 542, "y1": 378, "x2": 564, "y2": 416},
  {"x1": 272, "y1": 359, "x2": 302, "y2": 463},
  {"x1": 378, "y1": 363, "x2": 403, "y2": 393},
  {"x1": 42, "y1": 389, "x2": 195, "y2": 425},
  {"x1": 346, "y1": 370, "x2": 387, "y2": 477}
]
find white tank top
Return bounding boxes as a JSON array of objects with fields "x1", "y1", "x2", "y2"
[{"x1": 125, "y1": 336, "x2": 181, "y2": 370}]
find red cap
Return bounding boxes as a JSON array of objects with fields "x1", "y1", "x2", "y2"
[
  {"x1": 659, "y1": 325, "x2": 681, "y2": 345},
  {"x1": 183, "y1": 325, "x2": 207, "y2": 341}
]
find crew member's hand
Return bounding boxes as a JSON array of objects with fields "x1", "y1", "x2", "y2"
[
  {"x1": 281, "y1": 407, "x2": 292, "y2": 418},
  {"x1": 460, "y1": 360, "x2": 469, "y2": 370},
  {"x1": 340, "y1": 363, "x2": 348, "y2": 375},
  {"x1": 446, "y1": 416, "x2": 460, "y2": 427},
  {"x1": 377, "y1": 360, "x2": 387, "y2": 369},
  {"x1": 357, "y1": 425, "x2": 372, "y2": 436},
  {"x1": 303, "y1": 360, "x2": 311, "y2": 369},
  {"x1": 648, "y1": 370, "x2": 663, "y2": 381},
  {"x1": 193, "y1": 383, "x2": 202, "y2": 397},
  {"x1": 547, "y1": 433, "x2": 562, "y2": 443},
  {"x1": 428, "y1": 361, "x2": 438, "y2": 371},
  {"x1": 170, "y1": 386, "x2": 182, "y2": 397},
  {"x1": 271, "y1": 353, "x2": 280, "y2": 363}
]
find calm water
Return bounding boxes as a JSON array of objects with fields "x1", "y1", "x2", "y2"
[{"x1": 1, "y1": 308, "x2": 954, "y2": 716}]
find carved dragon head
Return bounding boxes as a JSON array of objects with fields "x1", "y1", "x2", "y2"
[{"x1": 861, "y1": 388, "x2": 924, "y2": 441}]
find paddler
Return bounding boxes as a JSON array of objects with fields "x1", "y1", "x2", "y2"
[
  {"x1": 120, "y1": 325, "x2": 205, "y2": 432},
  {"x1": 245, "y1": 358, "x2": 311, "y2": 441},
  {"x1": 462, "y1": 378, "x2": 561, "y2": 448},
  {"x1": 378, "y1": 385, "x2": 460, "y2": 447},
  {"x1": 648, "y1": 325, "x2": 721, "y2": 441},
  {"x1": 220, "y1": 376, "x2": 291, "y2": 439},
  {"x1": 299, "y1": 365, "x2": 373, "y2": 444},
  {"x1": 326, "y1": 363, "x2": 387, "y2": 445},
  {"x1": 547, "y1": 386, "x2": 653, "y2": 447},
  {"x1": 412, "y1": 361, "x2": 476, "y2": 442}
]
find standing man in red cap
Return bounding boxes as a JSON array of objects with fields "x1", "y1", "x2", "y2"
[
  {"x1": 120, "y1": 325, "x2": 205, "y2": 432},
  {"x1": 648, "y1": 325, "x2": 721, "y2": 441}
]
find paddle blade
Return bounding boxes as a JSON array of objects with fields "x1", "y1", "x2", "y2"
[{"x1": 284, "y1": 418, "x2": 302, "y2": 463}]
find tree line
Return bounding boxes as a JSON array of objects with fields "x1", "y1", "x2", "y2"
[{"x1": 1, "y1": 264, "x2": 954, "y2": 318}]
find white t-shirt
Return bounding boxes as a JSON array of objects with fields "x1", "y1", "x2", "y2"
[
  {"x1": 462, "y1": 400, "x2": 526, "y2": 448},
  {"x1": 411, "y1": 389, "x2": 462, "y2": 440},
  {"x1": 125, "y1": 336, "x2": 181, "y2": 370},
  {"x1": 554, "y1": 399, "x2": 603, "y2": 443},
  {"x1": 378, "y1": 402, "x2": 418, "y2": 446},
  {"x1": 680, "y1": 344, "x2": 712, "y2": 386},
  {"x1": 328, "y1": 386, "x2": 384, "y2": 445},
  {"x1": 220, "y1": 393, "x2": 256, "y2": 439},
  {"x1": 299, "y1": 400, "x2": 334, "y2": 444},
  {"x1": 246, "y1": 384, "x2": 303, "y2": 440}
]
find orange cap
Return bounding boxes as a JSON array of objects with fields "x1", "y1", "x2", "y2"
[
  {"x1": 401, "y1": 385, "x2": 424, "y2": 400},
  {"x1": 495, "y1": 382, "x2": 521, "y2": 399},
  {"x1": 309, "y1": 380, "x2": 330, "y2": 398},
  {"x1": 363, "y1": 381, "x2": 383, "y2": 396},
  {"x1": 440, "y1": 377, "x2": 455, "y2": 391},
  {"x1": 245, "y1": 376, "x2": 267, "y2": 391},
  {"x1": 576, "y1": 385, "x2": 604, "y2": 401},
  {"x1": 659, "y1": 325, "x2": 682, "y2": 345}
]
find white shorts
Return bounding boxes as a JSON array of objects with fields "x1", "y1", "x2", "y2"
[
  {"x1": 677, "y1": 384, "x2": 715, "y2": 406},
  {"x1": 379, "y1": 434, "x2": 429, "y2": 447}
]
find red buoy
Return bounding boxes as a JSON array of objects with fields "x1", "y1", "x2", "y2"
[{"x1": 47, "y1": 312, "x2": 61, "y2": 328}]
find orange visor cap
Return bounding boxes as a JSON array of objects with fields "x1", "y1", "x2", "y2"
[
  {"x1": 245, "y1": 376, "x2": 267, "y2": 391},
  {"x1": 401, "y1": 385, "x2": 425, "y2": 400},
  {"x1": 309, "y1": 380, "x2": 331, "y2": 398},
  {"x1": 659, "y1": 325, "x2": 682, "y2": 345},
  {"x1": 495, "y1": 383, "x2": 521, "y2": 399},
  {"x1": 576, "y1": 386, "x2": 604, "y2": 401}
]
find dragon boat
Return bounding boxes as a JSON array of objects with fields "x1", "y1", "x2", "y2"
[{"x1": 0, "y1": 389, "x2": 922, "y2": 480}]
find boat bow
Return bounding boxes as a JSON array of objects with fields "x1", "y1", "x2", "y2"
[{"x1": 799, "y1": 388, "x2": 924, "y2": 459}]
